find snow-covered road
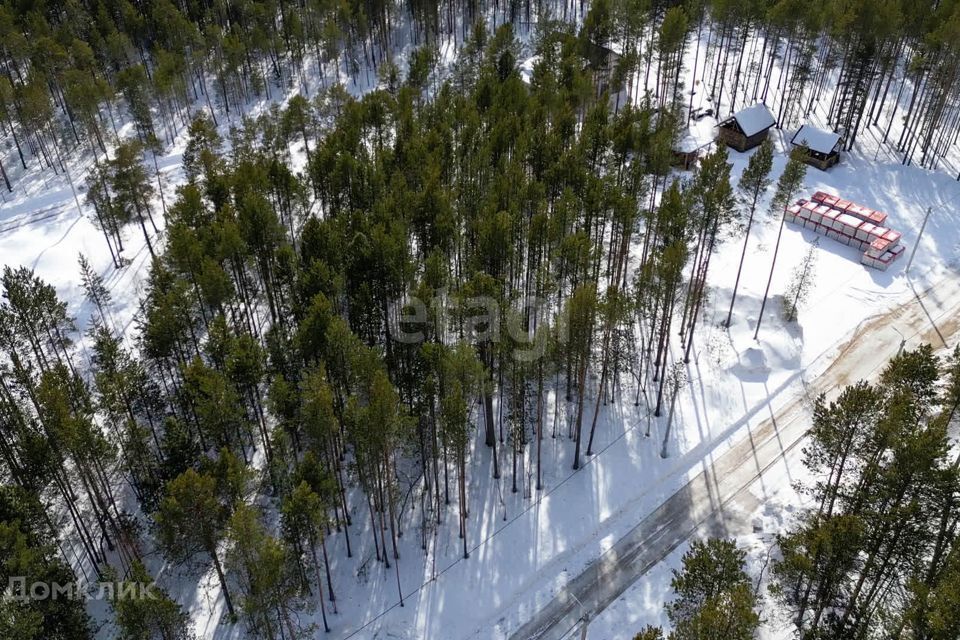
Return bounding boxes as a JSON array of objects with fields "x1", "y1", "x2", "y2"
[{"x1": 507, "y1": 273, "x2": 960, "y2": 640}]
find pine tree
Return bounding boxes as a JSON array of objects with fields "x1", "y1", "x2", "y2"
[
  {"x1": 585, "y1": 286, "x2": 631, "y2": 456},
  {"x1": 117, "y1": 65, "x2": 156, "y2": 142},
  {"x1": 918, "y1": 546, "x2": 960, "y2": 639},
  {"x1": 660, "y1": 362, "x2": 687, "y2": 458},
  {"x1": 182, "y1": 113, "x2": 223, "y2": 186},
  {"x1": 224, "y1": 331, "x2": 271, "y2": 463},
  {"x1": 725, "y1": 138, "x2": 773, "y2": 326},
  {"x1": 643, "y1": 181, "x2": 690, "y2": 417},
  {"x1": 567, "y1": 283, "x2": 598, "y2": 470},
  {"x1": 90, "y1": 324, "x2": 164, "y2": 509},
  {"x1": 106, "y1": 140, "x2": 159, "y2": 260},
  {"x1": 774, "y1": 346, "x2": 958, "y2": 638},
  {"x1": 667, "y1": 539, "x2": 760, "y2": 640},
  {"x1": 226, "y1": 503, "x2": 302, "y2": 640},
  {"x1": 782, "y1": 239, "x2": 819, "y2": 322},
  {"x1": 0, "y1": 503, "x2": 92, "y2": 640},
  {"x1": 108, "y1": 561, "x2": 195, "y2": 640},
  {"x1": 155, "y1": 469, "x2": 236, "y2": 620},
  {"x1": 680, "y1": 145, "x2": 735, "y2": 361},
  {"x1": 281, "y1": 481, "x2": 334, "y2": 632},
  {"x1": 181, "y1": 356, "x2": 249, "y2": 456},
  {"x1": 282, "y1": 95, "x2": 316, "y2": 166},
  {"x1": 84, "y1": 160, "x2": 126, "y2": 268},
  {"x1": 78, "y1": 254, "x2": 113, "y2": 329},
  {"x1": 657, "y1": 7, "x2": 690, "y2": 109},
  {"x1": 754, "y1": 147, "x2": 808, "y2": 340},
  {"x1": 439, "y1": 342, "x2": 484, "y2": 559}
]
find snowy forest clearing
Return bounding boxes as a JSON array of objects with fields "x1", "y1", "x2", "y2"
[{"x1": 2, "y1": 2, "x2": 960, "y2": 640}]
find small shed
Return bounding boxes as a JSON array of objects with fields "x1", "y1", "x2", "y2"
[
  {"x1": 791, "y1": 125, "x2": 842, "y2": 170},
  {"x1": 717, "y1": 103, "x2": 776, "y2": 152},
  {"x1": 673, "y1": 127, "x2": 714, "y2": 170},
  {"x1": 673, "y1": 136, "x2": 700, "y2": 170}
]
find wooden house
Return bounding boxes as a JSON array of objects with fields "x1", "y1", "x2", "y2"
[
  {"x1": 717, "y1": 103, "x2": 776, "y2": 152},
  {"x1": 583, "y1": 41, "x2": 623, "y2": 94},
  {"x1": 790, "y1": 124, "x2": 842, "y2": 170}
]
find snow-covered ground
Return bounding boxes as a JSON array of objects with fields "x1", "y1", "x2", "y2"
[
  {"x1": 587, "y1": 447, "x2": 809, "y2": 640},
  {"x1": 2, "y1": 12, "x2": 960, "y2": 640}
]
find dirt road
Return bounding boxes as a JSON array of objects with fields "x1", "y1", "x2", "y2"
[{"x1": 508, "y1": 275, "x2": 960, "y2": 640}]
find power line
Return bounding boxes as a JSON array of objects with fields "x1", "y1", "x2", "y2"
[{"x1": 906, "y1": 186, "x2": 960, "y2": 275}]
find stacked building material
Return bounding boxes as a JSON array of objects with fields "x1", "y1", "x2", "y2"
[
  {"x1": 809, "y1": 191, "x2": 888, "y2": 225},
  {"x1": 784, "y1": 193, "x2": 905, "y2": 271}
]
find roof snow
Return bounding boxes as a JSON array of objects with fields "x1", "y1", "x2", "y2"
[
  {"x1": 677, "y1": 134, "x2": 702, "y2": 152},
  {"x1": 791, "y1": 124, "x2": 842, "y2": 155},
  {"x1": 730, "y1": 103, "x2": 776, "y2": 137},
  {"x1": 677, "y1": 121, "x2": 715, "y2": 152}
]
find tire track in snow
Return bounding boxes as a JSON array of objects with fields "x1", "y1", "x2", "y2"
[{"x1": 0, "y1": 203, "x2": 69, "y2": 235}]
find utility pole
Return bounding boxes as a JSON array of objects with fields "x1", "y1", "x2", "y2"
[
  {"x1": 905, "y1": 206, "x2": 932, "y2": 274},
  {"x1": 569, "y1": 592, "x2": 591, "y2": 639},
  {"x1": 892, "y1": 327, "x2": 906, "y2": 355}
]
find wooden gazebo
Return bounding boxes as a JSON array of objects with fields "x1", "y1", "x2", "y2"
[{"x1": 790, "y1": 124, "x2": 842, "y2": 171}]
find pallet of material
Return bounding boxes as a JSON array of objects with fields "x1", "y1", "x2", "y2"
[
  {"x1": 855, "y1": 222, "x2": 877, "y2": 242},
  {"x1": 820, "y1": 208, "x2": 839, "y2": 226},
  {"x1": 882, "y1": 229, "x2": 901, "y2": 244},
  {"x1": 811, "y1": 191, "x2": 840, "y2": 207},
  {"x1": 861, "y1": 244, "x2": 905, "y2": 271},
  {"x1": 811, "y1": 190, "x2": 888, "y2": 225},
  {"x1": 865, "y1": 237, "x2": 892, "y2": 258},
  {"x1": 792, "y1": 202, "x2": 898, "y2": 248},
  {"x1": 785, "y1": 203, "x2": 803, "y2": 224},
  {"x1": 788, "y1": 193, "x2": 905, "y2": 271}
]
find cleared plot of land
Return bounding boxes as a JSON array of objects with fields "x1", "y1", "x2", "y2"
[{"x1": 509, "y1": 275, "x2": 960, "y2": 640}]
